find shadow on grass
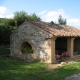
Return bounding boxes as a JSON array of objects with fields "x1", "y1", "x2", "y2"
[
  {"x1": 0, "y1": 56, "x2": 80, "y2": 80},
  {"x1": 0, "y1": 47, "x2": 10, "y2": 55}
]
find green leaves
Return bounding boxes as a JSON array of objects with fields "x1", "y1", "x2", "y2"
[
  {"x1": 27, "y1": 13, "x2": 41, "y2": 21},
  {"x1": 14, "y1": 11, "x2": 28, "y2": 26},
  {"x1": 0, "y1": 11, "x2": 41, "y2": 45},
  {"x1": 14, "y1": 11, "x2": 41, "y2": 26},
  {"x1": 58, "y1": 15, "x2": 67, "y2": 25}
]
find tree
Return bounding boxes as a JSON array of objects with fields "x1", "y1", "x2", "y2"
[
  {"x1": 50, "y1": 21, "x2": 54, "y2": 25},
  {"x1": 27, "y1": 13, "x2": 41, "y2": 21},
  {"x1": 0, "y1": 24, "x2": 12, "y2": 45},
  {"x1": 58, "y1": 15, "x2": 67, "y2": 25},
  {"x1": 0, "y1": 11, "x2": 42, "y2": 45},
  {"x1": 14, "y1": 11, "x2": 28, "y2": 26},
  {"x1": 0, "y1": 18, "x2": 15, "y2": 45},
  {"x1": 13, "y1": 11, "x2": 41, "y2": 27},
  {"x1": 3, "y1": 18, "x2": 15, "y2": 26}
]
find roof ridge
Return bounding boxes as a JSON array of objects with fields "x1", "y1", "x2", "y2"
[{"x1": 27, "y1": 20, "x2": 80, "y2": 37}]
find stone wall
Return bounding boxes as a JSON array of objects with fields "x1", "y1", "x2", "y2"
[{"x1": 10, "y1": 21, "x2": 53, "y2": 62}]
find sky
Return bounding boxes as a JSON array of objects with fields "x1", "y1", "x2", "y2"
[{"x1": 0, "y1": 0, "x2": 80, "y2": 29}]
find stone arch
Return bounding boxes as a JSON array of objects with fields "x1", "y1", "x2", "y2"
[
  {"x1": 19, "y1": 40, "x2": 36, "y2": 60},
  {"x1": 20, "y1": 41, "x2": 33, "y2": 54}
]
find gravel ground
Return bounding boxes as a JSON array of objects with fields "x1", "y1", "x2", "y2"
[{"x1": 64, "y1": 73, "x2": 80, "y2": 80}]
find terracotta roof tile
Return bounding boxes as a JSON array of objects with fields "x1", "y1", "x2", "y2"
[{"x1": 27, "y1": 21, "x2": 80, "y2": 37}]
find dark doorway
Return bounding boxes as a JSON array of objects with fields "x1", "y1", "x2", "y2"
[
  {"x1": 74, "y1": 37, "x2": 80, "y2": 55},
  {"x1": 55, "y1": 37, "x2": 67, "y2": 55}
]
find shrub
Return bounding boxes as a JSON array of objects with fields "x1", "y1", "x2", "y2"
[{"x1": 56, "y1": 52, "x2": 70, "y2": 60}]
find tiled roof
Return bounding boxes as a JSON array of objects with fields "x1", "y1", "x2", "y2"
[{"x1": 28, "y1": 21, "x2": 80, "y2": 37}]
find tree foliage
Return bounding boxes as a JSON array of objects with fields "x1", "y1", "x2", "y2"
[
  {"x1": 50, "y1": 21, "x2": 54, "y2": 25},
  {"x1": 58, "y1": 15, "x2": 67, "y2": 25},
  {"x1": 13, "y1": 11, "x2": 41, "y2": 27},
  {"x1": 27, "y1": 13, "x2": 41, "y2": 21},
  {"x1": 0, "y1": 18, "x2": 15, "y2": 45},
  {"x1": 14, "y1": 11, "x2": 28, "y2": 26},
  {"x1": 0, "y1": 11, "x2": 41, "y2": 45}
]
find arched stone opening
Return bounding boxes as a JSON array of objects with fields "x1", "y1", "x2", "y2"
[
  {"x1": 21, "y1": 42, "x2": 33, "y2": 54},
  {"x1": 20, "y1": 41, "x2": 36, "y2": 60},
  {"x1": 55, "y1": 37, "x2": 67, "y2": 55}
]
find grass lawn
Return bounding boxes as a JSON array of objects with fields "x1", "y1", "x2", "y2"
[
  {"x1": 0, "y1": 56, "x2": 80, "y2": 80},
  {"x1": 0, "y1": 47, "x2": 10, "y2": 55}
]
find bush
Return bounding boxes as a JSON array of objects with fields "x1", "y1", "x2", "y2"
[
  {"x1": 0, "y1": 47, "x2": 10, "y2": 55},
  {"x1": 22, "y1": 47, "x2": 33, "y2": 53}
]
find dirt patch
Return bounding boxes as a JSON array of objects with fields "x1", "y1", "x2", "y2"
[{"x1": 47, "y1": 55, "x2": 80, "y2": 70}]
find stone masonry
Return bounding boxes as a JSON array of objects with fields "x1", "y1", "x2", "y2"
[
  {"x1": 10, "y1": 21, "x2": 54, "y2": 63},
  {"x1": 10, "y1": 21, "x2": 80, "y2": 63}
]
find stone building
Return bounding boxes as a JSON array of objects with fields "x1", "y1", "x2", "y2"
[{"x1": 10, "y1": 20, "x2": 80, "y2": 63}]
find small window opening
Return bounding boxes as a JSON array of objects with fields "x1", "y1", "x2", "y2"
[{"x1": 21, "y1": 42, "x2": 33, "y2": 53}]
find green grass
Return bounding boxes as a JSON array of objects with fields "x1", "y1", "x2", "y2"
[
  {"x1": 0, "y1": 56, "x2": 80, "y2": 80},
  {"x1": 0, "y1": 47, "x2": 10, "y2": 55}
]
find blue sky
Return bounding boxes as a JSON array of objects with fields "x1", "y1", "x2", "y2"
[{"x1": 0, "y1": 0, "x2": 80, "y2": 29}]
